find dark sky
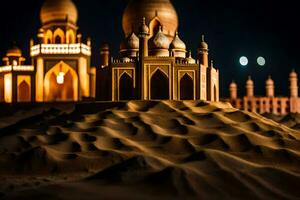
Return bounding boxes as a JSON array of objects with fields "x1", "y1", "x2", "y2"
[{"x1": 0, "y1": 0, "x2": 299, "y2": 97}]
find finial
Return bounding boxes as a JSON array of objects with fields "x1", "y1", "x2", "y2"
[
  {"x1": 142, "y1": 17, "x2": 146, "y2": 25},
  {"x1": 155, "y1": 10, "x2": 158, "y2": 17},
  {"x1": 202, "y1": 34, "x2": 205, "y2": 42},
  {"x1": 188, "y1": 50, "x2": 192, "y2": 58},
  {"x1": 210, "y1": 60, "x2": 214, "y2": 67},
  {"x1": 268, "y1": 75, "x2": 272, "y2": 80},
  {"x1": 175, "y1": 31, "x2": 178, "y2": 37},
  {"x1": 248, "y1": 76, "x2": 252, "y2": 80}
]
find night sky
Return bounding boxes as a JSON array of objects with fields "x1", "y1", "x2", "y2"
[{"x1": 0, "y1": 0, "x2": 299, "y2": 97}]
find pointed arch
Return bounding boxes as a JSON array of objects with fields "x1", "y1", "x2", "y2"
[
  {"x1": 66, "y1": 29, "x2": 76, "y2": 44},
  {"x1": 53, "y1": 28, "x2": 65, "y2": 44},
  {"x1": 149, "y1": 17, "x2": 162, "y2": 37},
  {"x1": 17, "y1": 76, "x2": 31, "y2": 102},
  {"x1": 119, "y1": 72, "x2": 134, "y2": 100},
  {"x1": 44, "y1": 61, "x2": 78, "y2": 102},
  {"x1": 180, "y1": 74, "x2": 194, "y2": 100},
  {"x1": 45, "y1": 30, "x2": 53, "y2": 44},
  {"x1": 150, "y1": 69, "x2": 169, "y2": 100}
]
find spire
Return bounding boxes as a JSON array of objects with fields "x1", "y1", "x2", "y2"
[{"x1": 138, "y1": 17, "x2": 149, "y2": 36}]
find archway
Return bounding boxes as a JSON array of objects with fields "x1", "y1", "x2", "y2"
[
  {"x1": 149, "y1": 18, "x2": 161, "y2": 37},
  {"x1": 180, "y1": 74, "x2": 194, "y2": 100},
  {"x1": 53, "y1": 28, "x2": 65, "y2": 44},
  {"x1": 151, "y1": 69, "x2": 169, "y2": 100},
  {"x1": 214, "y1": 85, "x2": 217, "y2": 102},
  {"x1": 66, "y1": 30, "x2": 76, "y2": 44},
  {"x1": 119, "y1": 73, "x2": 134, "y2": 100},
  {"x1": 18, "y1": 80, "x2": 31, "y2": 102},
  {"x1": 45, "y1": 30, "x2": 53, "y2": 44},
  {"x1": 44, "y1": 61, "x2": 78, "y2": 102}
]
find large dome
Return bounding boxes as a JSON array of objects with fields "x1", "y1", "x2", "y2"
[
  {"x1": 122, "y1": 0, "x2": 178, "y2": 38},
  {"x1": 40, "y1": 0, "x2": 78, "y2": 25}
]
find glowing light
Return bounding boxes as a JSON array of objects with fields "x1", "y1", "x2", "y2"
[
  {"x1": 257, "y1": 56, "x2": 266, "y2": 66},
  {"x1": 0, "y1": 65, "x2": 34, "y2": 73},
  {"x1": 56, "y1": 72, "x2": 65, "y2": 85},
  {"x1": 239, "y1": 56, "x2": 248, "y2": 66},
  {"x1": 30, "y1": 43, "x2": 91, "y2": 56}
]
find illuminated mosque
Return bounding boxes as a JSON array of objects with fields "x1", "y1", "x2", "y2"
[
  {"x1": 0, "y1": 0, "x2": 220, "y2": 103},
  {"x1": 228, "y1": 70, "x2": 300, "y2": 115}
]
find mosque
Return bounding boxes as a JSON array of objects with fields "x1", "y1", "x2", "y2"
[
  {"x1": 0, "y1": 0, "x2": 220, "y2": 103},
  {"x1": 228, "y1": 70, "x2": 300, "y2": 115}
]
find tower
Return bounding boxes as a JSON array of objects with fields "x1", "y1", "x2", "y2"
[
  {"x1": 246, "y1": 76, "x2": 254, "y2": 98},
  {"x1": 198, "y1": 35, "x2": 209, "y2": 67},
  {"x1": 30, "y1": 0, "x2": 94, "y2": 102},
  {"x1": 290, "y1": 69, "x2": 298, "y2": 98},
  {"x1": 266, "y1": 76, "x2": 275, "y2": 97},
  {"x1": 100, "y1": 42, "x2": 110, "y2": 68},
  {"x1": 229, "y1": 80, "x2": 238, "y2": 100}
]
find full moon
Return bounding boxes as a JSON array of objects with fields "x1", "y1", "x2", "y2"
[
  {"x1": 239, "y1": 56, "x2": 248, "y2": 66},
  {"x1": 257, "y1": 56, "x2": 266, "y2": 66}
]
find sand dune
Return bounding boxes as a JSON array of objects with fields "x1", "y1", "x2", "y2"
[{"x1": 0, "y1": 101, "x2": 300, "y2": 199}]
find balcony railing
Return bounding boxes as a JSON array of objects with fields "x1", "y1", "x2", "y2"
[
  {"x1": 0, "y1": 65, "x2": 34, "y2": 73},
  {"x1": 30, "y1": 43, "x2": 91, "y2": 56}
]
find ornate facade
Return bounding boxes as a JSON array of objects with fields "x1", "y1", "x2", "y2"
[
  {"x1": 228, "y1": 70, "x2": 300, "y2": 115},
  {"x1": 98, "y1": 0, "x2": 220, "y2": 101},
  {"x1": 0, "y1": 0, "x2": 220, "y2": 103}
]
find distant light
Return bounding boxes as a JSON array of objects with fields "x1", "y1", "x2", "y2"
[
  {"x1": 257, "y1": 56, "x2": 266, "y2": 66},
  {"x1": 56, "y1": 72, "x2": 65, "y2": 85},
  {"x1": 239, "y1": 56, "x2": 248, "y2": 66}
]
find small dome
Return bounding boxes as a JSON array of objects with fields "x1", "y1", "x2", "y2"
[
  {"x1": 246, "y1": 76, "x2": 254, "y2": 86},
  {"x1": 40, "y1": 0, "x2": 78, "y2": 25},
  {"x1": 170, "y1": 32, "x2": 186, "y2": 50},
  {"x1": 6, "y1": 46, "x2": 22, "y2": 57},
  {"x1": 148, "y1": 26, "x2": 170, "y2": 49},
  {"x1": 230, "y1": 81, "x2": 237, "y2": 88},
  {"x1": 199, "y1": 35, "x2": 208, "y2": 50},
  {"x1": 266, "y1": 76, "x2": 274, "y2": 85},
  {"x1": 185, "y1": 50, "x2": 196, "y2": 64},
  {"x1": 120, "y1": 32, "x2": 139, "y2": 50},
  {"x1": 290, "y1": 69, "x2": 298, "y2": 78},
  {"x1": 139, "y1": 17, "x2": 149, "y2": 35}
]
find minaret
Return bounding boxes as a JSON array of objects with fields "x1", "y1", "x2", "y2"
[
  {"x1": 290, "y1": 69, "x2": 298, "y2": 98},
  {"x1": 266, "y1": 76, "x2": 275, "y2": 97},
  {"x1": 197, "y1": 35, "x2": 209, "y2": 67},
  {"x1": 246, "y1": 76, "x2": 254, "y2": 98},
  {"x1": 229, "y1": 81, "x2": 238, "y2": 100},
  {"x1": 100, "y1": 42, "x2": 110, "y2": 68},
  {"x1": 138, "y1": 17, "x2": 149, "y2": 100}
]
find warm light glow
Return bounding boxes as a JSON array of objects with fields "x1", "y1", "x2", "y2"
[
  {"x1": 257, "y1": 56, "x2": 266, "y2": 66},
  {"x1": 0, "y1": 65, "x2": 34, "y2": 73},
  {"x1": 239, "y1": 56, "x2": 248, "y2": 66},
  {"x1": 56, "y1": 72, "x2": 65, "y2": 85},
  {"x1": 30, "y1": 44, "x2": 91, "y2": 56},
  {"x1": 4, "y1": 73, "x2": 12, "y2": 103}
]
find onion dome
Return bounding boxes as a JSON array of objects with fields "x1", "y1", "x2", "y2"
[
  {"x1": 40, "y1": 0, "x2": 78, "y2": 25},
  {"x1": 170, "y1": 32, "x2": 186, "y2": 50},
  {"x1": 6, "y1": 45, "x2": 22, "y2": 57},
  {"x1": 246, "y1": 76, "x2": 254, "y2": 86},
  {"x1": 148, "y1": 26, "x2": 170, "y2": 49},
  {"x1": 139, "y1": 17, "x2": 149, "y2": 35},
  {"x1": 120, "y1": 32, "x2": 139, "y2": 50},
  {"x1": 199, "y1": 35, "x2": 208, "y2": 50},
  {"x1": 266, "y1": 76, "x2": 274, "y2": 85},
  {"x1": 185, "y1": 50, "x2": 196, "y2": 64},
  {"x1": 122, "y1": 0, "x2": 178, "y2": 38},
  {"x1": 230, "y1": 80, "x2": 237, "y2": 89},
  {"x1": 290, "y1": 69, "x2": 298, "y2": 78}
]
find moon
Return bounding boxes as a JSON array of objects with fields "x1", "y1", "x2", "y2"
[
  {"x1": 257, "y1": 56, "x2": 266, "y2": 66},
  {"x1": 239, "y1": 56, "x2": 248, "y2": 66}
]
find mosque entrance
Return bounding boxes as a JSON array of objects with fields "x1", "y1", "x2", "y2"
[
  {"x1": 119, "y1": 73, "x2": 134, "y2": 100},
  {"x1": 180, "y1": 74, "x2": 194, "y2": 100},
  {"x1": 150, "y1": 69, "x2": 169, "y2": 100},
  {"x1": 44, "y1": 62, "x2": 78, "y2": 102},
  {"x1": 18, "y1": 80, "x2": 31, "y2": 102}
]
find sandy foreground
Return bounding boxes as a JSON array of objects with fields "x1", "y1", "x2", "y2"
[{"x1": 0, "y1": 101, "x2": 300, "y2": 200}]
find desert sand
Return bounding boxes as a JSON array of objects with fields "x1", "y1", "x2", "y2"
[{"x1": 0, "y1": 101, "x2": 300, "y2": 200}]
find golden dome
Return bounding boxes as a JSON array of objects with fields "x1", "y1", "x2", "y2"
[
  {"x1": 122, "y1": 0, "x2": 178, "y2": 38},
  {"x1": 120, "y1": 32, "x2": 140, "y2": 50},
  {"x1": 40, "y1": 0, "x2": 78, "y2": 25},
  {"x1": 199, "y1": 35, "x2": 208, "y2": 50},
  {"x1": 230, "y1": 81, "x2": 237, "y2": 88},
  {"x1": 148, "y1": 27, "x2": 170, "y2": 49},
  {"x1": 266, "y1": 76, "x2": 274, "y2": 85},
  {"x1": 246, "y1": 76, "x2": 254, "y2": 86},
  {"x1": 6, "y1": 46, "x2": 22, "y2": 57},
  {"x1": 290, "y1": 69, "x2": 298, "y2": 78},
  {"x1": 170, "y1": 32, "x2": 186, "y2": 50}
]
